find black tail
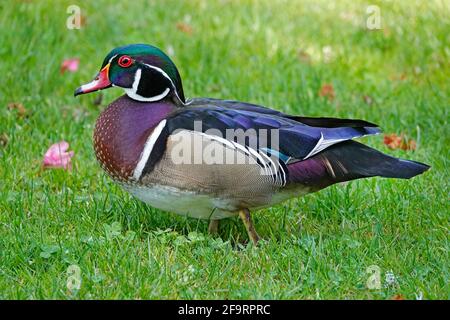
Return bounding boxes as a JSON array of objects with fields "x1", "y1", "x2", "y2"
[{"x1": 317, "y1": 140, "x2": 430, "y2": 183}]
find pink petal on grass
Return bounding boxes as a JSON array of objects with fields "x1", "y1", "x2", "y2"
[
  {"x1": 43, "y1": 141, "x2": 74, "y2": 170},
  {"x1": 60, "y1": 58, "x2": 79, "y2": 74}
]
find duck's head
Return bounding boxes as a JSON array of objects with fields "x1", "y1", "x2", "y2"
[{"x1": 75, "y1": 44, "x2": 185, "y2": 103}]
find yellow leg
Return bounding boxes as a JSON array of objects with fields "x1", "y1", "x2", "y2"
[
  {"x1": 238, "y1": 208, "x2": 260, "y2": 245},
  {"x1": 208, "y1": 219, "x2": 219, "y2": 235}
]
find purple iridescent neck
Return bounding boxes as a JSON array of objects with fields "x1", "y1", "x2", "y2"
[{"x1": 93, "y1": 95, "x2": 176, "y2": 181}]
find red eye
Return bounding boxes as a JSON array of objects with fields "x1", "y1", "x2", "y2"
[{"x1": 118, "y1": 55, "x2": 133, "y2": 68}]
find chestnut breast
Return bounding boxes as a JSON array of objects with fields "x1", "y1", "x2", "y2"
[{"x1": 93, "y1": 95, "x2": 175, "y2": 182}]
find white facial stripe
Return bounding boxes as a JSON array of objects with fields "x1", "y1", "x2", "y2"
[
  {"x1": 124, "y1": 67, "x2": 171, "y2": 102},
  {"x1": 124, "y1": 68, "x2": 141, "y2": 100},
  {"x1": 143, "y1": 63, "x2": 184, "y2": 103},
  {"x1": 108, "y1": 54, "x2": 118, "y2": 64},
  {"x1": 143, "y1": 64, "x2": 173, "y2": 84},
  {"x1": 133, "y1": 119, "x2": 167, "y2": 181}
]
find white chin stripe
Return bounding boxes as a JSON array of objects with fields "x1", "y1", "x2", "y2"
[
  {"x1": 124, "y1": 68, "x2": 171, "y2": 102},
  {"x1": 133, "y1": 119, "x2": 167, "y2": 181},
  {"x1": 126, "y1": 87, "x2": 170, "y2": 102}
]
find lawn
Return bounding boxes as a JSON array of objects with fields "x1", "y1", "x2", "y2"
[{"x1": 0, "y1": 0, "x2": 448, "y2": 299}]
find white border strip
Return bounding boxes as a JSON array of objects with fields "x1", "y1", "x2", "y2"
[{"x1": 132, "y1": 119, "x2": 167, "y2": 180}]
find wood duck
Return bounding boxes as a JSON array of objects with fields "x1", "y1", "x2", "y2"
[{"x1": 75, "y1": 44, "x2": 429, "y2": 244}]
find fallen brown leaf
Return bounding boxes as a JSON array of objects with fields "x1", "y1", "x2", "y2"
[
  {"x1": 318, "y1": 83, "x2": 335, "y2": 101},
  {"x1": 0, "y1": 133, "x2": 9, "y2": 147},
  {"x1": 298, "y1": 50, "x2": 311, "y2": 64},
  {"x1": 176, "y1": 22, "x2": 193, "y2": 35},
  {"x1": 391, "y1": 294, "x2": 405, "y2": 300},
  {"x1": 363, "y1": 95, "x2": 374, "y2": 106},
  {"x1": 7, "y1": 102, "x2": 27, "y2": 118},
  {"x1": 390, "y1": 73, "x2": 407, "y2": 81},
  {"x1": 79, "y1": 14, "x2": 87, "y2": 28},
  {"x1": 384, "y1": 133, "x2": 416, "y2": 151}
]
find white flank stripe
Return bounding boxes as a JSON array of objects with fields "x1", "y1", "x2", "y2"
[
  {"x1": 197, "y1": 132, "x2": 236, "y2": 150},
  {"x1": 247, "y1": 147, "x2": 265, "y2": 165},
  {"x1": 260, "y1": 151, "x2": 286, "y2": 186},
  {"x1": 133, "y1": 119, "x2": 167, "y2": 180},
  {"x1": 233, "y1": 142, "x2": 251, "y2": 156}
]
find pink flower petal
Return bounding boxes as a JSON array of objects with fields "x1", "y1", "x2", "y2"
[
  {"x1": 60, "y1": 58, "x2": 79, "y2": 74},
  {"x1": 43, "y1": 141, "x2": 74, "y2": 170}
]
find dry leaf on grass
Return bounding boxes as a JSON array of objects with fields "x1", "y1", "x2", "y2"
[
  {"x1": 298, "y1": 50, "x2": 311, "y2": 64},
  {"x1": 384, "y1": 133, "x2": 416, "y2": 151},
  {"x1": 390, "y1": 73, "x2": 407, "y2": 81},
  {"x1": 0, "y1": 133, "x2": 9, "y2": 147},
  {"x1": 79, "y1": 14, "x2": 87, "y2": 28},
  {"x1": 362, "y1": 95, "x2": 374, "y2": 106},
  {"x1": 318, "y1": 83, "x2": 335, "y2": 101},
  {"x1": 176, "y1": 22, "x2": 193, "y2": 35},
  {"x1": 7, "y1": 102, "x2": 28, "y2": 118}
]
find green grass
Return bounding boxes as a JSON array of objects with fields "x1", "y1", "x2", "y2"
[{"x1": 0, "y1": 0, "x2": 448, "y2": 299}]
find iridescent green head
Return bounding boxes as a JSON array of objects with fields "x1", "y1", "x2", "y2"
[{"x1": 75, "y1": 44, "x2": 185, "y2": 103}]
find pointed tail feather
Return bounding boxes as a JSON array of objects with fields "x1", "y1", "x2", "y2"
[{"x1": 288, "y1": 140, "x2": 430, "y2": 187}]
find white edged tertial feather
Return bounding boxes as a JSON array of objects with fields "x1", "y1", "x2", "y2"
[
  {"x1": 192, "y1": 131, "x2": 287, "y2": 187},
  {"x1": 196, "y1": 132, "x2": 237, "y2": 151},
  {"x1": 303, "y1": 132, "x2": 348, "y2": 160},
  {"x1": 259, "y1": 151, "x2": 286, "y2": 186},
  {"x1": 304, "y1": 129, "x2": 381, "y2": 160}
]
